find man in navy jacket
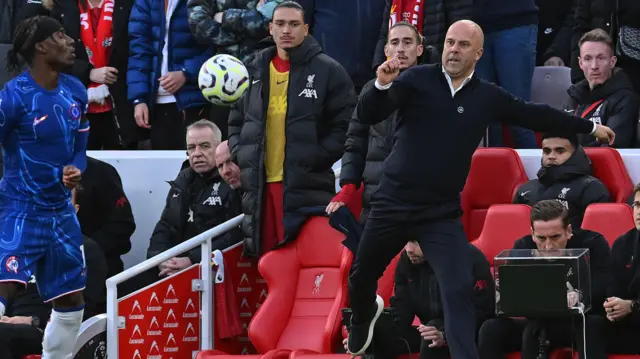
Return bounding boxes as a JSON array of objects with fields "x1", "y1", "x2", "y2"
[{"x1": 128, "y1": 0, "x2": 213, "y2": 150}]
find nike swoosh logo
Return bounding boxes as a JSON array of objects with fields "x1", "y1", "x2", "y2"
[
  {"x1": 33, "y1": 115, "x2": 48, "y2": 126},
  {"x1": 520, "y1": 190, "x2": 531, "y2": 196},
  {"x1": 252, "y1": 80, "x2": 260, "y2": 85},
  {"x1": 276, "y1": 80, "x2": 287, "y2": 85},
  {"x1": 565, "y1": 109, "x2": 574, "y2": 113}
]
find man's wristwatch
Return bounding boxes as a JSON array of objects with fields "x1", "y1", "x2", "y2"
[
  {"x1": 631, "y1": 300, "x2": 640, "y2": 313},
  {"x1": 31, "y1": 316, "x2": 40, "y2": 327}
]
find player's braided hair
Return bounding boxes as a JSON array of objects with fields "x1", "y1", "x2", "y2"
[{"x1": 6, "y1": 16, "x2": 64, "y2": 73}]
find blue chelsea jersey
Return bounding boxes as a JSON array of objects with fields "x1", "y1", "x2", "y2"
[{"x1": 0, "y1": 71, "x2": 90, "y2": 209}]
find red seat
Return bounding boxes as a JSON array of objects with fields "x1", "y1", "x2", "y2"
[
  {"x1": 584, "y1": 148, "x2": 633, "y2": 203},
  {"x1": 571, "y1": 352, "x2": 640, "y2": 358},
  {"x1": 581, "y1": 203, "x2": 634, "y2": 247},
  {"x1": 462, "y1": 148, "x2": 529, "y2": 241},
  {"x1": 197, "y1": 216, "x2": 352, "y2": 359},
  {"x1": 472, "y1": 204, "x2": 532, "y2": 267}
]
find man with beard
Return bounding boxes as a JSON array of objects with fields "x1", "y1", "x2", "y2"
[
  {"x1": 478, "y1": 200, "x2": 611, "y2": 359},
  {"x1": 513, "y1": 133, "x2": 610, "y2": 228}
]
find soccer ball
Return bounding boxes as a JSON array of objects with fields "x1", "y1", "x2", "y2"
[{"x1": 198, "y1": 54, "x2": 250, "y2": 106}]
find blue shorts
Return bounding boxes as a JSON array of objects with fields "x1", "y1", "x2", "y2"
[{"x1": 0, "y1": 203, "x2": 86, "y2": 302}]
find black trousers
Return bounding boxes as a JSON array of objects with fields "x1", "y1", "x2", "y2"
[
  {"x1": 477, "y1": 316, "x2": 607, "y2": 359},
  {"x1": 603, "y1": 317, "x2": 640, "y2": 354},
  {"x1": 150, "y1": 103, "x2": 210, "y2": 150},
  {"x1": 87, "y1": 111, "x2": 123, "y2": 150},
  {"x1": 0, "y1": 322, "x2": 43, "y2": 359},
  {"x1": 348, "y1": 201, "x2": 478, "y2": 359}
]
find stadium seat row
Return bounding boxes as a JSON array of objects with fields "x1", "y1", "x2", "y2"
[
  {"x1": 462, "y1": 147, "x2": 633, "y2": 241},
  {"x1": 197, "y1": 200, "x2": 639, "y2": 359}
]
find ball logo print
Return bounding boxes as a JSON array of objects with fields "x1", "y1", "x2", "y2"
[
  {"x1": 199, "y1": 54, "x2": 250, "y2": 106},
  {"x1": 5, "y1": 256, "x2": 18, "y2": 274}
]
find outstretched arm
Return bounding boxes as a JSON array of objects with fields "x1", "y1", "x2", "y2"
[{"x1": 495, "y1": 86, "x2": 614, "y2": 145}]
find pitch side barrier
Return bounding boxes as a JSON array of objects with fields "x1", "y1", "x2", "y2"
[{"x1": 97, "y1": 214, "x2": 244, "y2": 359}]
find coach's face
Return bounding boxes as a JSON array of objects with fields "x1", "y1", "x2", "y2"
[
  {"x1": 404, "y1": 241, "x2": 424, "y2": 264},
  {"x1": 442, "y1": 21, "x2": 483, "y2": 78},
  {"x1": 187, "y1": 127, "x2": 218, "y2": 175},
  {"x1": 579, "y1": 41, "x2": 616, "y2": 89},
  {"x1": 270, "y1": 7, "x2": 308, "y2": 50},
  {"x1": 531, "y1": 218, "x2": 571, "y2": 252}
]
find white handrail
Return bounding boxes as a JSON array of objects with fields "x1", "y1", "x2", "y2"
[{"x1": 106, "y1": 214, "x2": 245, "y2": 359}]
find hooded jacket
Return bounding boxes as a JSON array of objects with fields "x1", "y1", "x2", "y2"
[
  {"x1": 76, "y1": 157, "x2": 136, "y2": 278},
  {"x1": 563, "y1": 68, "x2": 640, "y2": 148},
  {"x1": 514, "y1": 229, "x2": 612, "y2": 314},
  {"x1": 148, "y1": 166, "x2": 243, "y2": 263},
  {"x1": 611, "y1": 228, "x2": 640, "y2": 325},
  {"x1": 513, "y1": 146, "x2": 610, "y2": 229},
  {"x1": 227, "y1": 35, "x2": 356, "y2": 257},
  {"x1": 391, "y1": 244, "x2": 495, "y2": 337}
]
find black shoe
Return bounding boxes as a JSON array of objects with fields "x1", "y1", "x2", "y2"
[{"x1": 347, "y1": 295, "x2": 384, "y2": 356}]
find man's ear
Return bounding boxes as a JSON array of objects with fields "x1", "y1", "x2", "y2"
[{"x1": 34, "y1": 41, "x2": 49, "y2": 55}]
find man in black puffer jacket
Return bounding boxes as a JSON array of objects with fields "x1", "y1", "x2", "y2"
[
  {"x1": 147, "y1": 121, "x2": 242, "y2": 279},
  {"x1": 564, "y1": 29, "x2": 640, "y2": 148},
  {"x1": 228, "y1": 1, "x2": 356, "y2": 257},
  {"x1": 513, "y1": 133, "x2": 610, "y2": 229},
  {"x1": 328, "y1": 22, "x2": 439, "y2": 223}
]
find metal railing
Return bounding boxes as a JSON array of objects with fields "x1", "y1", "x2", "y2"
[{"x1": 105, "y1": 214, "x2": 244, "y2": 359}]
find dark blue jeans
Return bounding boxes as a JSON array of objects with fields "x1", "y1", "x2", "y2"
[{"x1": 476, "y1": 24, "x2": 538, "y2": 149}]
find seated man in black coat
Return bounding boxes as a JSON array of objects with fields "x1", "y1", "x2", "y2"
[
  {"x1": 146, "y1": 121, "x2": 242, "y2": 279},
  {"x1": 603, "y1": 183, "x2": 640, "y2": 355},
  {"x1": 76, "y1": 156, "x2": 135, "y2": 279},
  {"x1": 343, "y1": 241, "x2": 494, "y2": 359},
  {"x1": 513, "y1": 133, "x2": 610, "y2": 229},
  {"x1": 478, "y1": 200, "x2": 611, "y2": 359}
]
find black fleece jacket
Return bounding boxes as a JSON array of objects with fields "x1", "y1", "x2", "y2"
[
  {"x1": 357, "y1": 64, "x2": 596, "y2": 213},
  {"x1": 514, "y1": 229, "x2": 612, "y2": 314}
]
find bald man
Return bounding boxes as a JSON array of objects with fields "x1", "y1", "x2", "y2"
[
  {"x1": 345, "y1": 20, "x2": 615, "y2": 359},
  {"x1": 215, "y1": 141, "x2": 241, "y2": 189}
]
